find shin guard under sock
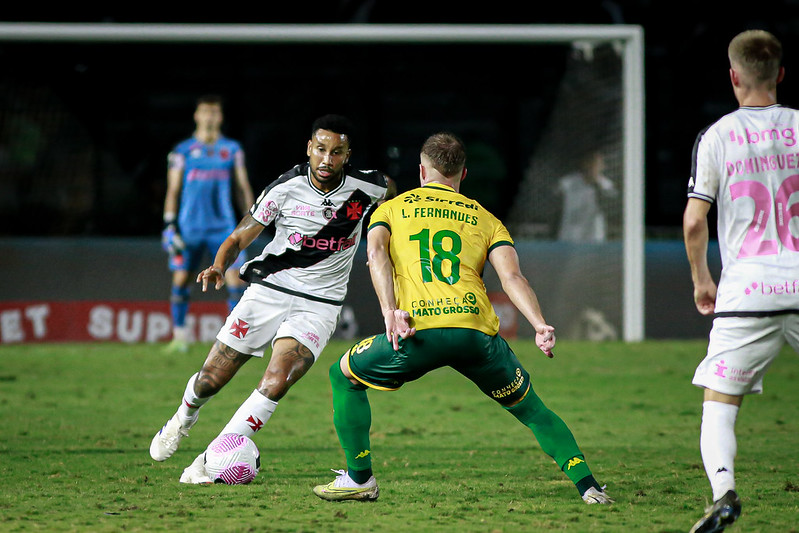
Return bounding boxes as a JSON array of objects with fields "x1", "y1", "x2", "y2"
[
  {"x1": 505, "y1": 389, "x2": 594, "y2": 487},
  {"x1": 218, "y1": 389, "x2": 278, "y2": 438},
  {"x1": 177, "y1": 372, "x2": 211, "y2": 427},
  {"x1": 330, "y1": 360, "x2": 373, "y2": 483}
]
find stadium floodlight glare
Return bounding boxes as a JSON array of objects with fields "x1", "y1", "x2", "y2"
[{"x1": 0, "y1": 22, "x2": 644, "y2": 341}]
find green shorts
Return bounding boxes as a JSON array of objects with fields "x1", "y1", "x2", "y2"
[{"x1": 343, "y1": 328, "x2": 532, "y2": 406}]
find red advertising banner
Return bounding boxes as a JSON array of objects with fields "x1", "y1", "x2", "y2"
[
  {"x1": 0, "y1": 301, "x2": 228, "y2": 344},
  {"x1": 1, "y1": 296, "x2": 518, "y2": 345},
  {"x1": 488, "y1": 292, "x2": 518, "y2": 339}
]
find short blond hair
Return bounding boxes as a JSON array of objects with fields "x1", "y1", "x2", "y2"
[
  {"x1": 728, "y1": 30, "x2": 782, "y2": 84},
  {"x1": 421, "y1": 132, "x2": 466, "y2": 178}
]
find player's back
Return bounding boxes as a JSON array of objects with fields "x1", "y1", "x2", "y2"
[
  {"x1": 172, "y1": 136, "x2": 242, "y2": 235},
  {"x1": 690, "y1": 104, "x2": 799, "y2": 312},
  {"x1": 369, "y1": 183, "x2": 513, "y2": 335}
]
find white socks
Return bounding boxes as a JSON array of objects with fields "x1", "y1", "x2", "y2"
[
  {"x1": 700, "y1": 400, "x2": 739, "y2": 501},
  {"x1": 176, "y1": 373, "x2": 211, "y2": 428},
  {"x1": 173, "y1": 326, "x2": 190, "y2": 342},
  {"x1": 218, "y1": 389, "x2": 278, "y2": 439}
]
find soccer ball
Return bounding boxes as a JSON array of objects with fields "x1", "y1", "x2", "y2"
[{"x1": 203, "y1": 433, "x2": 260, "y2": 485}]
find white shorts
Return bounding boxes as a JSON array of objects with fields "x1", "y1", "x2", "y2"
[
  {"x1": 692, "y1": 314, "x2": 799, "y2": 395},
  {"x1": 216, "y1": 283, "x2": 341, "y2": 360}
]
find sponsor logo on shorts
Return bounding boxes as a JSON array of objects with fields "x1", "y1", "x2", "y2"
[
  {"x1": 491, "y1": 368, "x2": 525, "y2": 400},
  {"x1": 714, "y1": 359, "x2": 755, "y2": 383},
  {"x1": 229, "y1": 318, "x2": 249, "y2": 339},
  {"x1": 302, "y1": 331, "x2": 320, "y2": 349}
]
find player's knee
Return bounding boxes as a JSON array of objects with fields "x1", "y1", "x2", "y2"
[
  {"x1": 257, "y1": 368, "x2": 296, "y2": 400},
  {"x1": 329, "y1": 358, "x2": 366, "y2": 390}
]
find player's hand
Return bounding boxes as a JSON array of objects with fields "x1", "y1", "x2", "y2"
[
  {"x1": 197, "y1": 265, "x2": 225, "y2": 292},
  {"x1": 535, "y1": 325, "x2": 556, "y2": 358},
  {"x1": 161, "y1": 223, "x2": 185, "y2": 254},
  {"x1": 693, "y1": 288, "x2": 717, "y2": 315},
  {"x1": 384, "y1": 309, "x2": 416, "y2": 351}
]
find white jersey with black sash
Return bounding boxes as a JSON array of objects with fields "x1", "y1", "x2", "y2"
[{"x1": 241, "y1": 163, "x2": 389, "y2": 305}]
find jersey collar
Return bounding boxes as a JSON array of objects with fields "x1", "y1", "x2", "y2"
[
  {"x1": 423, "y1": 183, "x2": 456, "y2": 193},
  {"x1": 739, "y1": 104, "x2": 782, "y2": 111},
  {"x1": 306, "y1": 166, "x2": 346, "y2": 197}
]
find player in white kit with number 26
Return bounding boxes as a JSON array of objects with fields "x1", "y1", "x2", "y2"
[{"x1": 684, "y1": 29, "x2": 799, "y2": 533}]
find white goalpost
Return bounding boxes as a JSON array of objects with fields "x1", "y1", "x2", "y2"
[{"x1": 0, "y1": 22, "x2": 645, "y2": 341}]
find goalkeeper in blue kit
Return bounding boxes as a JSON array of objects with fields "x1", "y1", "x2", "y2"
[{"x1": 161, "y1": 95, "x2": 254, "y2": 352}]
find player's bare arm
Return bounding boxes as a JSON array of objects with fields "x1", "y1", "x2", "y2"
[
  {"x1": 163, "y1": 166, "x2": 183, "y2": 217},
  {"x1": 683, "y1": 197, "x2": 716, "y2": 315},
  {"x1": 488, "y1": 244, "x2": 555, "y2": 357},
  {"x1": 233, "y1": 161, "x2": 255, "y2": 215},
  {"x1": 366, "y1": 224, "x2": 415, "y2": 349},
  {"x1": 197, "y1": 213, "x2": 264, "y2": 291},
  {"x1": 195, "y1": 341, "x2": 253, "y2": 397}
]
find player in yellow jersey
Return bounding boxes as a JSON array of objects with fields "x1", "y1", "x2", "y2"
[{"x1": 313, "y1": 132, "x2": 614, "y2": 504}]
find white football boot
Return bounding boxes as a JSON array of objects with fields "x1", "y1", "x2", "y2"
[
  {"x1": 149, "y1": 414, "x2": 193, "y2": 461},
  {"x1": 179, "y1": 453, "x2": 213, "y2": 485},
  {"x1": 582, "y1": 485, "x2": 614, "y2": 504},
  {"x1": 313, "y1": 469, "x2": 379, "y2": 501}
]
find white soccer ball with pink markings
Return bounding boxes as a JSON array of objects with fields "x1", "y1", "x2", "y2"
[{"x1": 203, "y1": 433, "x2": 260, "y2": 485}]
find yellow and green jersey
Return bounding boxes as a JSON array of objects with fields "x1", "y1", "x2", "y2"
[{"x1": 368, "y1": 183, "x2": 513, "y2": 335}]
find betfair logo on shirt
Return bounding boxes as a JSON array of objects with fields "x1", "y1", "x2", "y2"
[{"x1": 287, "y1": 232, "x2": 356, "y2": 252}]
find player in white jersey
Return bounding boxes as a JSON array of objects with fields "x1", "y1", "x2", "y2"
[
  {"x1": 149, "y1": 115, "x2": 395, "y2": 483},
  {"x1": 684, "y1": 30, "x2": 799, "y2": 533}
]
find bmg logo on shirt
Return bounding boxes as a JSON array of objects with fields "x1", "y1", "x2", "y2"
[
  {"x1": 288, "y1": 232, "x2": 355, "y2": 252},
  {"x1": 729, "y1": 126, "x2": 797, "y2": 147}
]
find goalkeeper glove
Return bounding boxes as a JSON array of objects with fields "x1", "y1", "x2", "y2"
[{"x1": 161, "y1": 216, "x2": 185, "y2": 254}]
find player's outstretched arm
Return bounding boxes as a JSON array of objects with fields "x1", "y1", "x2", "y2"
[
  {"x1": 683, "y1": 198, "x2": 717, "y2": 315},
  {"x1": 233, "y1": 155, "x2": 255, "y2": 215},
  {"x1": 366, "y1": 224, "x2": 415, "y2": 350},
  {"x1": 197, "y1": 213, "x2": 264, "y2": 292},
  {"x1": 488, "y1": 244, "x2": 555, "y2": 357},
  {"x1": 161, "y1": 166, "x2": 185, "y2": 254}
]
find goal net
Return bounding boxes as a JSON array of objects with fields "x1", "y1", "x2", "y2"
[
  {"x1": 505, "y1": 40, "x2": 627, "y2": 340},
  {"x1": 0, "y1": 23, "x2": 644, "y2": 340}
]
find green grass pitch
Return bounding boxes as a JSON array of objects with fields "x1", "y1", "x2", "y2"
[{"x1": 0, "y1": 340, "x2": 797, "y2": 532}]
